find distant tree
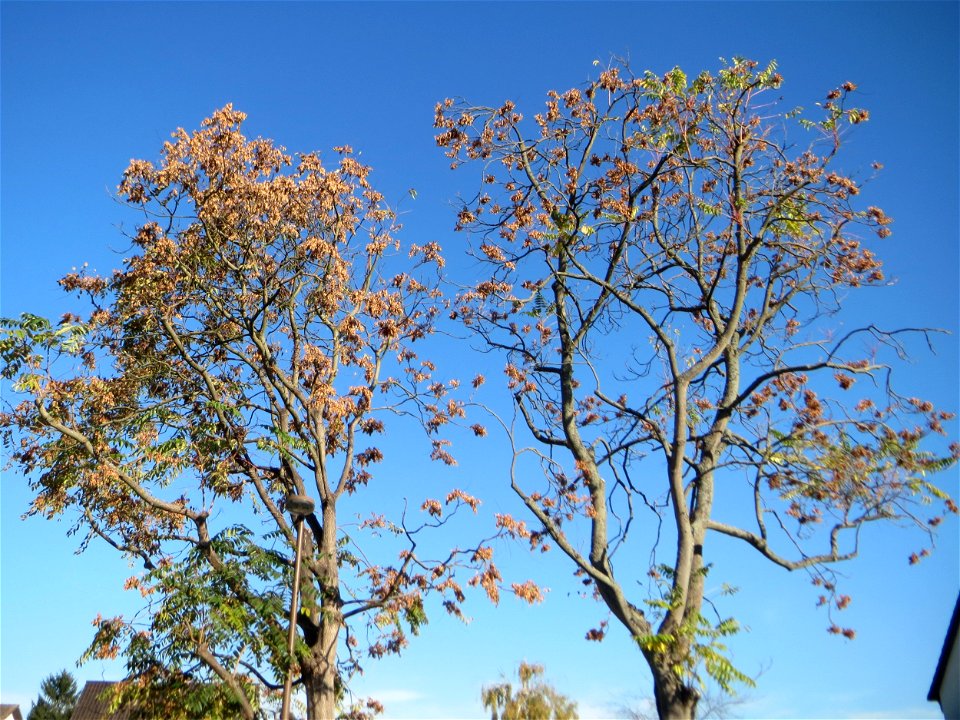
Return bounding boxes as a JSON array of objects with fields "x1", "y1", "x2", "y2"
[
  {"x1": 436, "y1": 57, "x2": 958, "y2": 719},
  {"x1": 481, "y1": 662, "x2": 578, "y2": 720},
  {"x1": 27, "y1": 670, "x2": 78, "y2": 720},
  {"x1": 1, "y1": 107, "x2": 504, "y2": 720}
]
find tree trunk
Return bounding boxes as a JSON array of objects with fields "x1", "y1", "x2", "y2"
[
  {"x1": 303, "y1": 501, "x2": 342, "y2": 720},
  {"x1": 298, "y1": 600, "x2": 341, "y2": 719},
  {"x1": 303, "y1": 642, "x2": 338, "y2": 720},
  {"x1": 651, "y1": 663, "x2": 699, "y2": 720}
]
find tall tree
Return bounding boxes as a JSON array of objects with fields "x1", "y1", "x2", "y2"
[
  {"x1": 1, "y1": 107, "x2": 499, "y2": 719},
  {"x1": 27, "y1": 670, "x2": 78, "y2": 720},
  {"x1": 436, "y1": 58, "x2": 958, "y2": 719}
]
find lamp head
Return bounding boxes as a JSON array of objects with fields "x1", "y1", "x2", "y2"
[{"x1": 285, "y1": 494, "x2": 315, "y2": 517}]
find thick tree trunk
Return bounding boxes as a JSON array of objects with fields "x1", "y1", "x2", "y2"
[
  {"x1": 305, "y1": 610, "x2": 340, "y2": 720},
  {"x1": 303, "y1": 646, "x2": 338, "y2": 720},
  {"x1": 303, "y1": 502, "x2": 342, "y2": 720},
  {"x1": 651, "y1": 664, "x2": 699, "y2": 720}
]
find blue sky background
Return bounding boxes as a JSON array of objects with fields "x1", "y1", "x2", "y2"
[{"x1": 1, "y1": 2, "x2": 958, "y2": 718}]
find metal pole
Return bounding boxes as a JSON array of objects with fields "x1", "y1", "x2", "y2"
[
  {"x1": 279, "y1": 494, "x2": 316, "y2": 720},
  {"x1": 280, "y1": 508, "x2": 309, "y2": 720}
]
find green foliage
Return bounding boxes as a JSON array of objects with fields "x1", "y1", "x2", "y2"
[
  {"x1": 640, "y1": 568, "x2": 754, "y2": 694},
  {"x1": 27, "y1": 670, "x2": 78, "y2": 720},
  {"x1": 103, "y1": 671, "x2": 257, "y2": 720},
  {"x1": 636, "y1": 614, "x2": 754, "y2": 695},
  {"x1": 82, "y1": 525, "x2": 289, "y2": 693},
  {"x1": 481, "y1": 662, "x2": 578, "y2": 720},
  {"x1": 0, "y1": 313, "x2": 88, "y2": 392}
]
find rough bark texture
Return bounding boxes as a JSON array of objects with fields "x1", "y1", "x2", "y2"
[
  {"x1": 306, "y1": 502, "x2": 342, "y2": 720},
  {"x1": 651, "y1": 665, "x2": 699, "y2": 720}
]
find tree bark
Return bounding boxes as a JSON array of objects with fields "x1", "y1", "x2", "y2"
[
  {"x1": 303, "y1": 501, "x2": 342, "y2": 720},
  {"x1": 651, "y1": 662, "x2": 699, "y2": 720},
  {"x1": 303, "y1": 655, "x2": 336, "y2": 720}
]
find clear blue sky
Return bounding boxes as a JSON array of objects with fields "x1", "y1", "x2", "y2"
[{"x1": 1, "y1": 2, "x2": 957, "y2": 718}]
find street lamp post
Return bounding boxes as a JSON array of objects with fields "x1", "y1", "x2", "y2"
[{"x1": 280, "y1": 494, "x2": 316, "y2": 720}]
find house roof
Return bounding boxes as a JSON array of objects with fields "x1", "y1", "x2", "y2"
[
  {"x1": 70, "y1": 682, "x2": 131, "y2": 720},
  {"x1": 0, "y1": 705, "x2": 23, "y2": 720},
  {"x1": 928, "y1": 592, "x2": 960, "y2": 702}
]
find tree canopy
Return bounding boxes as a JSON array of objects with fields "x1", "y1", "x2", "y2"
[
  {"x1": 0, "y1": 106, "x2": 504, "y2": 719},
  {"x1": 1, "y1": 57, "x2": 956, "y2": 720},
  {"x1": 435, "y1": 57, "x2": 958, "y2": 718}
]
